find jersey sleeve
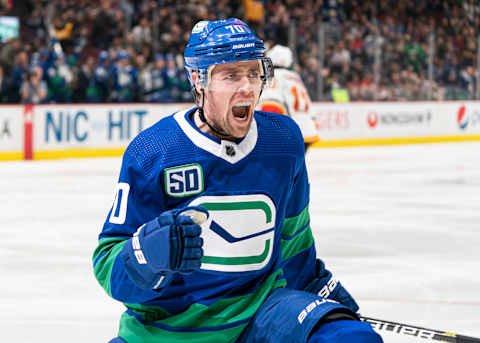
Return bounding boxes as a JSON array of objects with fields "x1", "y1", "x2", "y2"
[
  {"x1": 280, "y1": 152, "x2": 318, "y2": 290},
  {"x1": 279, "y1": 134, "x2": 358, "y2": 311},
  {"x1": 92, "y1": 145, "x2": 165, "y2": 304}
]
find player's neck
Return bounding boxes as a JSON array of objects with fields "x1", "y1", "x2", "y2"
[
  {"x1": 193, "y1": 109, "x2": 234, "y2": 141},
  {"x1": 193, "y1": 109, "x2": 212, "y2": 135}
]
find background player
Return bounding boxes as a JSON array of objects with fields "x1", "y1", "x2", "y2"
[
  {"x1": 93, "y1": 18, "x2": 382, "y2": 343},
  {"x1": 258, "y1": 44, "x2": 320, "y2": 152}
]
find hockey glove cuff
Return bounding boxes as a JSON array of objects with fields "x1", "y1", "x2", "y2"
[{"x1": 304, "y1": 259, "x2": 360, "y2": 313}]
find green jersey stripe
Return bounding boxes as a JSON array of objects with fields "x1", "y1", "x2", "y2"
[
  {"x1": 117, "y1": 270, "x2": 286, "y2": 342},
  {"x1": 127, "y1": 269, "x2": 285, "y2": 327},
  {"x1": 281, "y1": 226, "x2": 314, "y2": 260},
  {"x1": 119, "y1": 314, "x2": 247, "y2": 343},
  {"x1": 93, "y1": 237, "x2": 128, "y2": 297},
  {"x1": 202, "y1": 239, "x2": 271, "y2": 265},
  {"x1": 281, "y1": 206, "x2": 309, "y2": 238}
]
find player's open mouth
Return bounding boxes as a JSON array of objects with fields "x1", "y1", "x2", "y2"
[{"x1": 232, "y1": 101, "x2": 252, "y2": 121}]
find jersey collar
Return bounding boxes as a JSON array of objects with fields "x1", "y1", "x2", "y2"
[{"x1": 174, "y1": 107, "x2": 257, "y2": 164}]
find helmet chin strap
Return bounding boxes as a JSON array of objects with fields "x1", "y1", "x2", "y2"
[{"x1": 197, "y1": 89, "x2": 239, "y2": 141}]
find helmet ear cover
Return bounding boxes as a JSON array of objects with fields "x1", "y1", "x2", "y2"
[{"x1": 262, "y1": 57, "x2": 275, "y2": 87}]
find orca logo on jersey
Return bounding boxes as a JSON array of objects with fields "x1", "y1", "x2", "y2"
[
  {"x1": 165, "y1": 163, "x2": 204, "y2": 197},
  {"x1": 189, "y1": 194, "x2": 276, "y2": 272}
]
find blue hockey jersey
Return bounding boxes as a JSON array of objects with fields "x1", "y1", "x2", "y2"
[{"x1": 93, "y1": 107, "x2": 318, "y2": 343}]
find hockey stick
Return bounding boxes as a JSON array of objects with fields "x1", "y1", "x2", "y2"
[{"x1": 361, "y1": 316, "x2": 480, "y2": 343}]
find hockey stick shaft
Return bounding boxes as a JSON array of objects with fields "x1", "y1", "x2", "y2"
[{"x1": 360, "y1": 316, "x2": 480, "y2": 343}]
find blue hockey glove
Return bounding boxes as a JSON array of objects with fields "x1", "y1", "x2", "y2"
[
  {"x1": 304, "y1": 259, "x2": 360, "y2": 313},
  {"x1": 120, "y1": 206, "x2": 208, "y2": 290}
]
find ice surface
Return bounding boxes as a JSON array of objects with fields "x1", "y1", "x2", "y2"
[{"x1": 1, "y1": 142, "x2": 479, "y2": 342}]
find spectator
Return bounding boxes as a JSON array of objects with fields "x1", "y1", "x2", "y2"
[
  {"x1": 20, "y1": 66, "x2": 47, "y2": 104},
  {"x1": 459, "y1": 65, "x2": 477, "y2": 97},
  {"x1": 404, "y1": 36, "x2": 426, "y2": 73},
  {"x1": 5, "y1": 0, "x2": 480, "y2": 102},
  {"x1": 72, "y1": 55, "x2": 96, "y2": 102},
  {"x1": 52, "y1": 13, "x2": 74, "y2": 52},
  {"x1": 417, "y1": 70, "x2": 439, "y2": 100},
  {"x1": 135, "y1": 53, "x2": 149, "y2": 102},
  {"x1": 23, "y1": 4, "x2": 47, "y2": 43},
  {"x1": 87, "y1": 50, "x2": 111, "y2": 102},
  {"x1": 90, "y1": 1, "x2": 116, "y2": 50},
  {"x1": 346, "y1": 73, "x2": 361, "y2": 101},
  {"x1": 359, "y1": 72, "x2": 375, "y2": 101},
  {"x1": 111, "y1": 50, "x2": 137, "y2": 102},
  {"x1": 131, "y1": 16, "x2": 152, "y2": 51},
  {"x1": 0, "y1": 65, "x2": 9, "y2": 102},
  {"x1": 46, "y1": 52, "x2": 73, "y2": 102},
  {"x1": 162, "y1": 53, "x2": 181, "y2": 102},
  {"x1": 301, "y1": 56, "x2": 320, "y2": 100},
  {"x1": 143, "y1": 54, "x2": 170, "y2": 103},
  {"x1": 0, "y1": 38, "x2": 22, "y2": 71},
  {"x1": 329, "y1": 40, "x2": 351, "y2": 73},
  {"x1": 10, "y1": 51, "x2": 30, "y2": 102},
  {"x1": 376, "y1": 80, "x2": 391, "y2": 101}
]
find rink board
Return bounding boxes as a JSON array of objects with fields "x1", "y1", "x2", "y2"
[
  {"x1": 0, "y1": 105, "x2": 24, "y2": 160},
  {"x1": 311, "y1": 101, "x2": 480, "y2": 147},
  {"x1": 1, "y1": 102, "x2": 480, "y2": 160}
]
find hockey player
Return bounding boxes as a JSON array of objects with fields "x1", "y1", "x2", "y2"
[
  {"x1": 258, "y1": 44, "x2": 320, "y2": 151},
  {"x1": 93, "y1": 18, "x2": 382, "y2": 343}
]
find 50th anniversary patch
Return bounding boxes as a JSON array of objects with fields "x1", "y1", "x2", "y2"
[{"x1": 164, "y1": 163, "x2": 204, "y2": 197}]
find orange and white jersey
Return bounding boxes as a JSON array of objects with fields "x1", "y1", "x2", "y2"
[{"x1": 258, "y1": 68, "x2": 319, "y2": 145}]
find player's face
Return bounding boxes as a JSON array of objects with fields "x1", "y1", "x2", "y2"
[{"x1": 203, "y1": 60, "x2": 263, "y2": 139}]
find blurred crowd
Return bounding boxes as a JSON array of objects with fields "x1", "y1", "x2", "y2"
[
  {"x1": 0, "y1": 0, "x2": 479, "y2": 103},
  {"x1": 305, "y1": 0, "x2": 480, "y2": 101}
]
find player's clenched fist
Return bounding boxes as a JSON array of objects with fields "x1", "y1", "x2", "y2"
[{"x1": 120, "y1": 206, "x2": 208, "y2": 289}]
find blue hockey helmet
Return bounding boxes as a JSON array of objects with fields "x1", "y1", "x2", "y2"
[{"x1": 184, "y1": 18, "x2": 274, "y2": 90}]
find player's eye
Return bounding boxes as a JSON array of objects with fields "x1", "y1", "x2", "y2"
[{"x1": 248, "y1": 71, "x2": 259, "y2": 78}]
